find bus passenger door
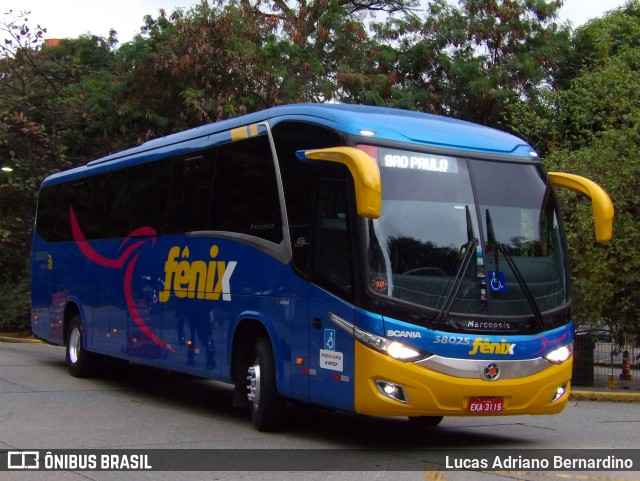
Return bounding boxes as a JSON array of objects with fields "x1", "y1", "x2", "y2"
[
  {"x1": 309, "y1": 292, "x2": 356, "y2": 411},
  {"x1": 307, "y1": 179, "x2": 357, "y2": 412}
]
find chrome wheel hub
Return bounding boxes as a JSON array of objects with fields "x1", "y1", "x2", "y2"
[
  {"x1": 68, "y1": 328, "x2": 81, "y2": 364},
  {"x1": 247, "y1": 363, "x2": 261, "y2": 406}
]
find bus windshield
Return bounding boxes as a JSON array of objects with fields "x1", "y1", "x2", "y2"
[{"x1": 363, "y1": 145, "x2": 568, "y2": 321}]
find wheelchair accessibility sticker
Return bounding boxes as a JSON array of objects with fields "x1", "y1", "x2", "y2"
[
  {"x1": 489, "y1": 271, "x2": 506, "y2": 293},
  {"x1": 321, "y1": 329, "x2": 343, "y2": 371},
  {"x1": 324, "y1": 329, "x2": 336, "y2": 351}
]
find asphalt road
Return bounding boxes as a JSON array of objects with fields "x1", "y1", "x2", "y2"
[{"x1": 1, "y1": 341, "x2": 639, "y2": 481}]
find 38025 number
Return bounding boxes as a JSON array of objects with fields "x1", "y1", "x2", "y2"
[{"x1": 433, "y1": 336, "x2": 471, "y2": 345}]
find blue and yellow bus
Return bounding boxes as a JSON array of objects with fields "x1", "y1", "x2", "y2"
[{"x1": 31, "y1": 104, "x2": 613, "y2": 430}]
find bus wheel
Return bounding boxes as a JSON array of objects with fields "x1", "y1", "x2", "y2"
[
  {"x1": 247, "y1": 337, "x2": 283, "y2": 431},
  {"x1": 66, "y1": 315, "x2": 101, "y2": 378},
  {"x1": 408, "y1": 416, "x2": 443, "y2": 428}
]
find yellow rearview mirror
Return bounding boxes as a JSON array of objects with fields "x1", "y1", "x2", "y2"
[
  {"x1": 298, "y1": 147, "x2": 382, "y2": 219},
  {"x1": 549, "y1": 172, "x2": 614, "y2": 243}
]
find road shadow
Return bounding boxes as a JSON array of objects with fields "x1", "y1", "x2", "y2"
[{"x1": 75, "y1": 358, "x2": 533, "y2": 450}]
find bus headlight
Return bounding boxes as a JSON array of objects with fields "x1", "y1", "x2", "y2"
[
  {"x1": 329, "y1": 312, "x2": 431, "y2": 362},
  {"x1": 386, "y1": 341, "x2": 423, "y2": 361},
  {"x1": 544, "y1": 343, "x2": 573, "y2": 364}
]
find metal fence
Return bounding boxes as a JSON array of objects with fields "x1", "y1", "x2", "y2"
[{"x1": 572, "y1": 334, "x2": 640, "y2": 390}]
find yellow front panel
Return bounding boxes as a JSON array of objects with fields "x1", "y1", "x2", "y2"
[{"x1": 354, "y1": 341, "x2": 571, "y2": 417}]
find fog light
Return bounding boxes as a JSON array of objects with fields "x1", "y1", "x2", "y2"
[
  {"x1": 375, "y1": 380, "x2": 408, "y2": 403},
  {"x1": 551, "y1": 383, "x2": 568, "y2": 403}
]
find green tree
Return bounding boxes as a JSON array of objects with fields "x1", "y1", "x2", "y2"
[
  {"x1": 115, "y1": 0, "x2": 415, "y2": 125},
  {"x1": 362, "y1": 0, "x2": 570, "y2": 129},
  {"x1": 0, "y1": 12, "x2": 120, "y2": 329},
  {"x1": 542, "y1": 1, "x2": 640, "y2": 334}
]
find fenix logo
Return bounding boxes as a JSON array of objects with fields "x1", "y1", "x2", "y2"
[
  {"x1": 158, "y1": 245, "x2": 237, "y2": 302},
  {"x1": 468, "y1": 338, "x2": 516, "y2": 355}
]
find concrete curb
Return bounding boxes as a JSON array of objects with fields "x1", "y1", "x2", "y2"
[
  {"x1": 0, "y1": 334, "x2": 43, "y2": 344},
  {"x1": 570, "y1": 389, "x2": 640, "y2": 403}
]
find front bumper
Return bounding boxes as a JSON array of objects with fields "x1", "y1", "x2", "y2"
[{"x1": 354, "y1": 341, "x2": 572, "y2": 417}]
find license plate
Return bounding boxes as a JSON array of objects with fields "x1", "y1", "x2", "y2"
[{"x1": 468, "y1": 397, "x2": 504, "y2": 413}]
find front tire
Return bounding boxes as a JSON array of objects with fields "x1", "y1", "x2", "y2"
[
  {"x1": 247, "y1": 337, "x2": 283, "y2": 431},
  {"x1": 66, "y1": 315, "x2": 101, "y2": 377}
]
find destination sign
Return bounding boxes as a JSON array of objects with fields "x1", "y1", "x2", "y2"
[{"x1": 379, "y1": 147, "x2": 459, "y2": 173}]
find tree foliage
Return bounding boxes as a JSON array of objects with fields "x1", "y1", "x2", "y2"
[
  {"x1": 357, "y1": 0, "x2": 570, "y2": 128},
  {"x1": 0, "y1": 0, "x2": 638, "y2": 332},
  {"x1": 1, "y1": 12, "x2": 119, "y2": 329},
  {"x1": 542, "y1": 1, "x2": 640, "y2": 335}
]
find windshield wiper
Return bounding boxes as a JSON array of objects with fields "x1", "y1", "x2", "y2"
[
  {"x1": 435, "y1": 239, "x2": 478, "y2": 323},
  {"x1": 435, "y1": 206, "x2": 478, "y2": 323},
  {"x1": 485, "y1": 209, "x2": 546, "y2": 330}
]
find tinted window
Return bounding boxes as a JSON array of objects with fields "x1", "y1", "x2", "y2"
[
  {"x1": 37, "y1": 133, "x2": 282, "y2": 244},
  {"x1": 272, "y1": 121, "x2": 344, "y2": 275},
  {"x1": 36, "y1": 182, "x2": 73, "y2": 242},
  {"x1": 210, "y1": 135, "x2": 282, "y2": 243},
  {"x1": 37, "y1": 159, "x2": 171, "y2": 241},
  {"x1": 312, "y1": 179, "x2": 353, "y2": 296},
  {"x1": 102, "y1": 160, "x2": 171, "y2": 237},
  {"x1": 166, "y1": 152, "x2": 216, "y2": 233}
]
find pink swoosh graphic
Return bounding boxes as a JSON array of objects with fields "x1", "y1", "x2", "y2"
[
  {"x1": 70, "y1": 207, "x2": 156, "y2": 267},
  {"x1": 124, "y1": 253, "x2": 175, "y2": 352},
  {"x1": 532, "y1": 332, "x2": 569, "y2": 355},
  {"x1": 70, "y1": 206, "x2": 174, "y2": 352}
]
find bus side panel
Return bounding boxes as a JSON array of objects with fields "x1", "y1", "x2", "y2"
[
  {"x1": 31, "y1": 238, "x2": 94, "y2": 345},
  {"x1": 31, "y1": 235, "x2": 57, "y2": 343},
  {"x1": 88, "y1": 238, "x2": 129, "y2": 359},
  {"x1": 153, "y1": 237, "x2": 309, "y2": 399},
  {"x1": 52, "y1": 234, "x2": 163, "y2": 367},
  {"x1": 308, "y1": 286, "x2": 356, "y2": 412},
  {"x1": 119, "y1": 238, "x2": 163, "y2": 365}
]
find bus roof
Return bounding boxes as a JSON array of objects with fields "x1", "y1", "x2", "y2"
[{"x1": 42, "y1": 104, "x2": 537, "y2": 186}]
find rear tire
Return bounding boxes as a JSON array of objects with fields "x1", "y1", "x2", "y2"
[
  {"x1": 247, "y1": 337, "x2": 283, "y2": 431},
  {"x1": 66, "y1": 315, "x2": 101, "y2": 377}
]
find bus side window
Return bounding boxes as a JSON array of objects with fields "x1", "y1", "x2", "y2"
[
  {"x1": 311, "y1": 179, "x2": 353, "y2": 297},
  {"x1": 167, "y1": 153, "x2": 216, "y2": 233},
  {"x1": 271, "y1": 121, "x2": 344, "y2": 277},
  {"x1": 166, "y1": 135, "x2": 282, "y2": 244},
  {"x1": 210, "y1": 136, "x2": 283, "y2": 244}
]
